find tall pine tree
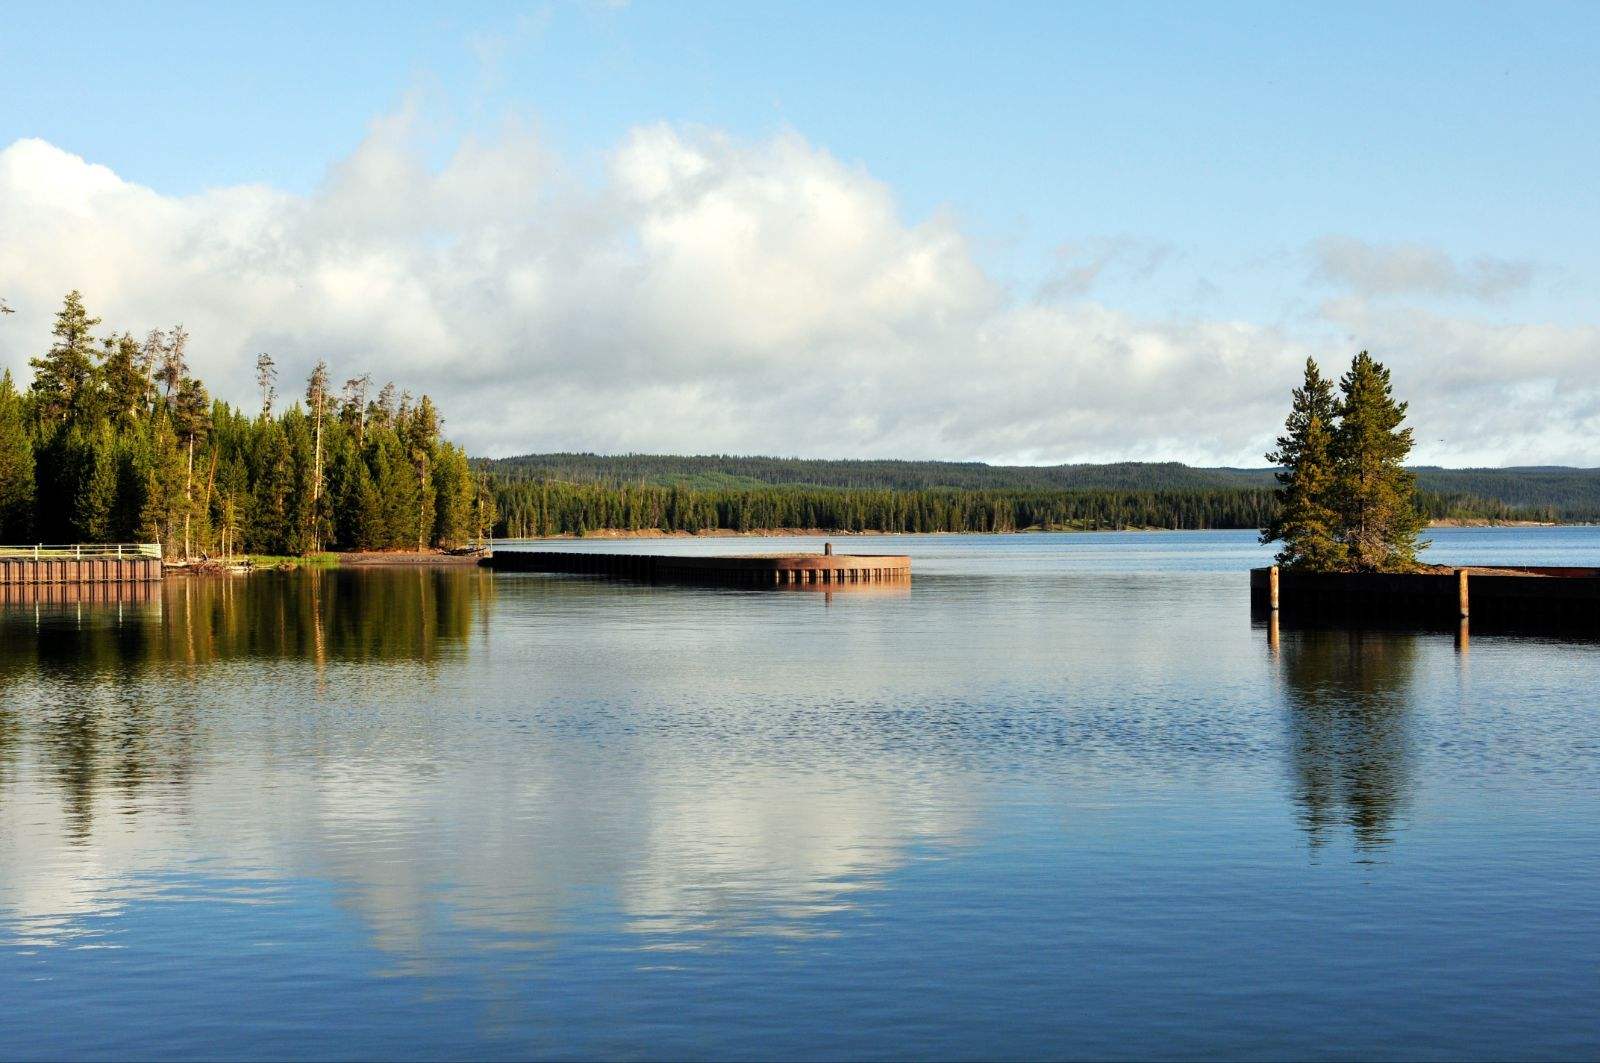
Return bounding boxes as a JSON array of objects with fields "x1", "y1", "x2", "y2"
[
  {"x1": 1262, "y1": 358, "x2": 1346, "y2": 569},
  {"x1": 1332, "y1": 351, "x2": 1426, "y2": 572},
  {"x1": 30, "y1": 291, "x2": 102, "y2": 425}
]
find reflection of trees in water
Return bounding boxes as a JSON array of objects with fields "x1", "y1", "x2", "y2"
[
  {"x1": 165, "y1": 568, "x2": 490, "y2": 665},
  {"x1": 0, "y1": 570, "x2": 491, "y2": 838},
  {"x1": 0, "y1": 696, "x2": 14, "y2": 797},
  {"x1": 1279, "y1": 630, "x2": 1417, "y2": 850},
  {"x1": 0, "y1": 569, "x2": 489, "y2": 672}
]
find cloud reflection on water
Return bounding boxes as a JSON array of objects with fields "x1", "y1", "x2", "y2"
[{"x1": 0, "y1": 553, "x2": 1485, "y2": 960}]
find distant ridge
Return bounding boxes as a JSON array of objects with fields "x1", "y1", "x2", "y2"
[{"x1": 474, "y1": 453, "x2": 1600, "y2": 521}]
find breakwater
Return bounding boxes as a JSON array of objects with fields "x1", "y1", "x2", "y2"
[
  {"x1": 1251, "y1": 565, "x2": 1600, "y2": 627},
  {"x1": 486, "y1": 547, "x2": 911, "y2": 586}
]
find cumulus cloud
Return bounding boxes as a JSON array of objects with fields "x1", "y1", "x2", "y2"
[
  {"x1": 0, "y1": 118, "x2": 1593, "y2": 465},
  {"x1": 1311, "y1": 235, "x2": 1534, "y2": 300},
  {"x1": 1318, "y1": 297, "x2": 1600, "y2": 466}
]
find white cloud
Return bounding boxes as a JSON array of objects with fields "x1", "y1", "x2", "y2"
[
  {"x1": 0, "y1": 120, "x2": 1594, "y2": 465},
  {"x1": 1318, "y1": 297, "x2": 1600, "y2": 466},
  {"x1": 1311, "y1": 235, "x2": 1534, "y2": 301}
]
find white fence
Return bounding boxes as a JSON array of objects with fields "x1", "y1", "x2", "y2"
[{"x1": 0, "y1": 544, "x2": 163, "y2": 560}]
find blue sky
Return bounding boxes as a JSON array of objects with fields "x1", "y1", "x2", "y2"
[{"x1": 1, "y1": 2, "x2": 1597, "y2": 462}]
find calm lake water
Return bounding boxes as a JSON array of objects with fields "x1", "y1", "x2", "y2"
[{"x1": 2, "y1": 528, "x2": 1598, "y2": 1060}]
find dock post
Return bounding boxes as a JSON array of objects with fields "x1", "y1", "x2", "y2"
[
  {"x1": 1458, "y1": 568, "x2": 1470, "y2": 619},
  {"x1": 1268, "y1": 565, "x2": 1280, "y2": 611},
  {"x1": 824, "y1": 542, "x2": 833, "y2": 556}
]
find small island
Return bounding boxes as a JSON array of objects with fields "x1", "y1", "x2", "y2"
[{"x1": 1253, "y1": 352, "x2": 1600, "y2": 628}]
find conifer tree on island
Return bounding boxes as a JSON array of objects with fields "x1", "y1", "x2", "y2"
[
  {"x1": 1261, "y1": 357, "x2": 1345, "y2": 570},
  {"x1": 1263, "y1": 350, "x2": 1425, "y2": 572},
  {"x1": 1331, "y1": 350, "x2": 1426, "y2": 571}
]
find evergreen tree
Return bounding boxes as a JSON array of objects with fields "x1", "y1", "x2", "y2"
[
  {"x1": 75, "y1": 426, "x2": 119, "y2": 542},
  {"x1": 281, "y1": 409, "x2": 317, "y2": 555},
  {"x1": 352, "y1": 459, "x2": 384, "y2": 550},
  {"x1": 0, "y1": 371, "x2": 35, "y2": 540},
  {"x1": 100, "y1": 332, "x2": 149, "y2": 426},
  {"x1": 173, "y1": 377, "x2": 212, "y2": 559},
  {"x1": 305, "y1": 361, "x2": 331, "y2": 550},
  {"x1": 136, "y1": 415, "x2": 185, "y2": 549},
  {"x1": 404, "y1": 396, "x2": 440, "y2": 550},
  {"x1": 249, "y1": 420, "x2": 295, "y2": 554},
  {"x1": 30, "y1": 291, "x2": 102, "y2": 425},
  {"x1": 430, "y1": 443, "x2": 476, "y2": 548},
  {"x1": 3, "y1": 297, "x2": 490, "y2": 555},
  {"x1": 1331, "y1": 351, "x2": 1426, "y2": 572},
  {"x1": 1262, "y1": 358, "x2": 1346, "y2": 569}
]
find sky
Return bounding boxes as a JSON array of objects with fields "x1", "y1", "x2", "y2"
[{"x1": 0, "y1": 1, "x2": 1597, "y2": 465}]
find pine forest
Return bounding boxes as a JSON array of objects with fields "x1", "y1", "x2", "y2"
[{"x1": 0, "y1": 292, "x2": 490, "y2": 557}]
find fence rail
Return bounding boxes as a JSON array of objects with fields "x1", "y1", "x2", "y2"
[{"x1": 0, "y1": 543, "x2": 163, "y2": 560}]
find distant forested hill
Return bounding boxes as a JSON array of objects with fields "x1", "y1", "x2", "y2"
[
  {"x1": 1403, "y1": 467, "x2": 1600, "y2": 518},
  {"x1": 471, "y1": 453, "x2": 1600, "y2": 536},
  {"x1": 476, "y1": 453, "x2": 1266, "y2": 492},
  {"x1": 476, "y1": 453, "x2": 1600, "y2": 515}
]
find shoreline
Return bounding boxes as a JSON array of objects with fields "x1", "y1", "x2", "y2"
[
  {"x1": 167, "y1": 550, "x2": 490, "y2": 574},
  {"x1": 158, "y1": 521, "x2": 1575, "y2": 576},
  {"x1": 500, "y1": 519, "x2": 1566, "y2": 542}
]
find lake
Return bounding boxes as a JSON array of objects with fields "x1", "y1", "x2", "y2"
[{"x1": 2, "y1": 528, "x2": 1597, "y2": 1060}]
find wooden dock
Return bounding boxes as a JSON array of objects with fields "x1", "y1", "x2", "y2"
[
  {"x1": 0, "y1": 545, "x2": 164, "y2": 587},
  {"x1": 486, "y1": 545, "x2": 911, "y2": 587},
  {"x1": 1251, "y1": 565, "x2": 1600, "y2": 627}
]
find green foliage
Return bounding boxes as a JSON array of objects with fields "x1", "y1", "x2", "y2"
[
  {"x1": 1265, "y1": 351, "x2": 1427, "y2": 572},
  {"x1": 1331, "y1": 351, "x2": 1427, "y2": 571},
  {"x1": 1, "y1": 291, "x2": 489, "y2": 556},
  {"x1": 477, "y1": 452, "x2": 1592, "y2": 522},
  {"x1": 482, "y1": 452, "x2": 1545, "y2": 542},
  {"x1": 1262, "y1": 358, "x2": 1346, "y2": 570},
  {"x1": 0, "y1": 371, "x2": 34, "y2": 540},
  {"x1": 489, "y1": 479, "x2": 1282, "y2": 538},
  {"x1": 29, "y1": 291, "x2": 101, "y2": 425}
]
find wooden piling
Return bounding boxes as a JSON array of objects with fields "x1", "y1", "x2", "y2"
[{"x1": 1250, "y1": 564, "x2": 1600, "y2": 630}]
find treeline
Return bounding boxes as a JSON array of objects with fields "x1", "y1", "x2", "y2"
[
  {"x1": 0, "y1": 292, "x2": 491, "y2": 556},
  {"x1": 476, "y1": 452, "x2": 1257, "y2": 493},
  {"x1": 490, "y1": 480, "x2": 1284, "y2": 536},
  {"x1": 478, "y1": 452, "x2": 1597, "y2": 520},
  {"x1": 1407, "y1": 467, "x2": 1600, "y2": 520},
  {"x1": 488, "y1": 479, "x2": 1529, "y2": 539}
]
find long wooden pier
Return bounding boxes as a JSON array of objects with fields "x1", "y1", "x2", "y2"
[
  {"x1": 0, "y1": 545, "x2": 164, "y2": 587},
  {"x1": 486, "y1": 545, "x2": 911, "y2": 587}
]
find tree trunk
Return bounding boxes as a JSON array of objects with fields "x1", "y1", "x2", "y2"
[
  {"x1": 417, "y1": 455, "x2": 429, "y2": 552},
  {"x1": 311, "y1": 397, "x2": 323, "y2": 551},
  {"x1": 184, "y1": 436, "x2": 194, "y2": 562}
]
